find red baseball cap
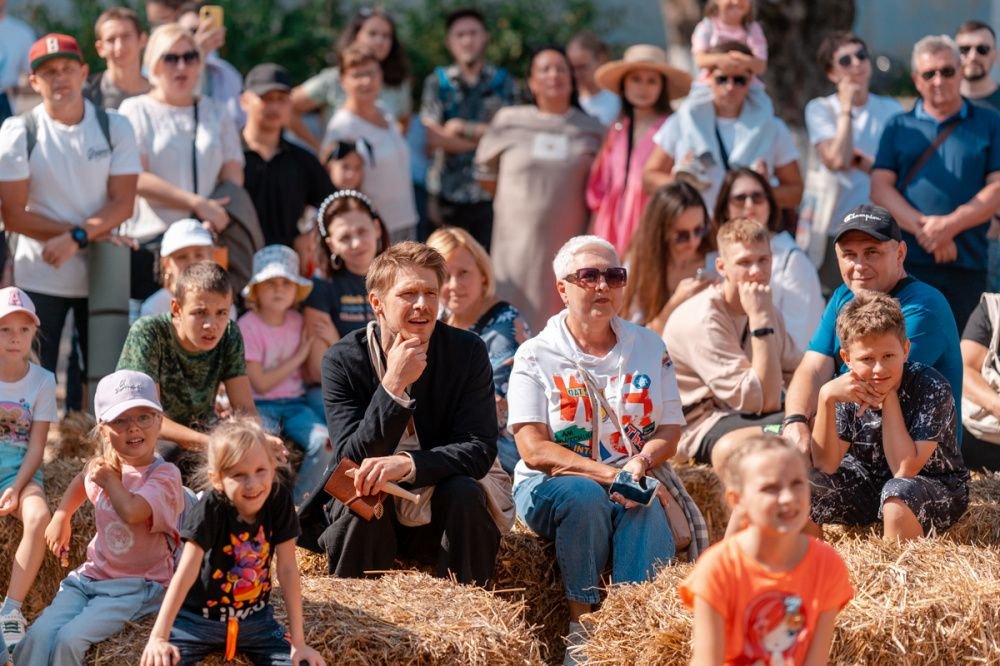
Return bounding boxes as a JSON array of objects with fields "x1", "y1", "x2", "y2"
[{"x1": 28, "y1": 33, "x2": 84, "y2": 73}]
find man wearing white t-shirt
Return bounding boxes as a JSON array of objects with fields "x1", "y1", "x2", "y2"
[
  {"x1": 804, "y1": 32, "x2": 902, "y2": 291},
  {"x1": 0, "y1": 0, "x2": 35, "y2": 122},
  {"x1": 643, "y1": 41, "x2": 802, "y2": 212},
  {"x1": 0, "y1": 34, "x2": 139, "y2": 411}
]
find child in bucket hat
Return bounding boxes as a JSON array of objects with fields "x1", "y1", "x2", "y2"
[{"x1": 237, "y1": 246, "x2": 330, "y2": 506}]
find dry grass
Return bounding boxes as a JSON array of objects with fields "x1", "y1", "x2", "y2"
[{"x1": 676, "y1": 463, "x2": 729, "y2": 545}]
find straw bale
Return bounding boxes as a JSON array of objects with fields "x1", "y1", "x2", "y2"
[
  {"x1": 676, "y1": 463, "x2": 729, "y2": 544},
  {"x1": 296, "y1": 546, "x2": 329, "y2": 577}
]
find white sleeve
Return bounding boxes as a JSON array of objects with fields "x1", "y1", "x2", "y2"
[
  {"x1": 658, "y1": 346, "x2": 687, "y2": 427},
  {"x1": 772, "y1": 119, "x2": 800, "y2": 167},
  {"x1": 0, "y1": 115, "x2": 30, "y2": 182},
  {"x1": 118, "y1": 98, "x2": 150, "y2": 161},
  {"x1": 506, "y1": 350, "x2": 550, "y2": 427},
  {"x1": 32, "y1": 369, "x2": 58, "y2": 423},
  {"x1": 108, "y1": 112, "x2": 141, "y2": 176},
  {"x1": 217, "y1": 102, "x2": 245, "y2": 165},
  {"x1": 651, "y1": 114, "x2": 680, "y2": 156},
  {"x1": 773, "y1": 248, "x2": 824, "y2": 351},
  {"x1": 804, "y1": 97, "x2": 837, "y2": 146}
]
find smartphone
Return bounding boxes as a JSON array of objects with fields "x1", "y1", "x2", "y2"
[
  {"x1": 199, "y1": 4, "x2": 224, "y2": 29},
  {"x1": 609, "y1": 470, "x2": 660, "y2": 506}
]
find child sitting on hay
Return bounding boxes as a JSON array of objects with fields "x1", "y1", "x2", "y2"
[
  {"x1": 679, "y1": 434, "x2": 853, "y2": 664},
  {"x1": 809, "y1": 291, "x2": 970, "y2": 541}
]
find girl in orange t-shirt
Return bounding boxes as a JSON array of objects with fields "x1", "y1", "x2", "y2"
[{"x1": 679, "y1": 434, "x2": 853, "y2": 665}]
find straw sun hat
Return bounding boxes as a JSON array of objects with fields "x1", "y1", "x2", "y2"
[{"x1": 594, "y1": 44, "x2": 692, "y2": 101}]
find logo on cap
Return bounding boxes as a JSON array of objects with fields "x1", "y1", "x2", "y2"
[
  {"x1": 8, "y1": 291, "x2": 22, "y2": 307},
  {"x1": 843, "y1": 212, "x2": 882, "y2": 224},
  {"x1": 115, "y1": 377, "x2": 144, "y2": 396},
  {"x1": 46, "y1": 37, "x2": 59, "y2": 54}
]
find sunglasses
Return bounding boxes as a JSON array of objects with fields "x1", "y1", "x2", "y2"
[
  {"x1": 107, "y1": 412, "x2": 160, "y2": 431},
  {"x1": 919, "y1": 66, "x2": 957, "y2": 81},
  {"x1": 674, "y1": 224, "x2": 709, "y2": 244},
  {"x1": 959, "y1": 44, "x2": 992, "y2": 56},
  {"x1": 564, "y1": 267, "x2": 628, "y2": 289},
  {"x1": 162, "y1": 50, "x2": 200, "y2": 66},
  {"x1": 730, "y1": 191, "x2": 767, "y2": 206},
  {"x1": 714, "y1": 74, "x2": 749, "y2": 87},
  {"x1": 836, "y1": 48, "x2": 869, "y2": 67}
]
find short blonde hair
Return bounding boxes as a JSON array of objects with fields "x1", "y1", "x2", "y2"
[
  {"x1": 836, "y1": 290, "x2": 907, "y2": 349},
  {"x1": 144, "y1": 23, "x2": 201, "y2": 89},
  {"x1": 721, "y1": 434, "x2": 805, "y2": 491},
  {"x1": 201, "y1": 418, "x2": 280, "y2": 491},
  {"x1": 426, "y1": 227, "x2": 496, "y2": 301},
  {"x1": 366, "y1": 241, "x2": 448, "y2": 296},
  {"x1": 716, "y1": 217, "x2": 769, "y2": 253},
  {"x1": 552, "y1": 235, "x2": 618, "y2": 280}
]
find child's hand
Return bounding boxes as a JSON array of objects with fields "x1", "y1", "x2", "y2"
[
  {"x1": 44, "y1": 513, "x2": 72, "y2": 559},
  {"x1": 821, "y1": 370, "x2": 883, "y2": 414},
  {"x1": 266, "y1": 433, "x2": 290, "y2": 465},
  {"x1": 141, "y1": 637, "x2": 180, "y2": 666},
  {"x1": 0, "y1": 487, "x2": 18, "y2": 516},
  {"x1": 89, "y1": 458, "x2": 121, "y2": 489},
  {"x1": 291, "y1": 643, "x2": 326, "y2": 666},
  {"x1": 727, "y1": 50, "x2": 755, "y2": 66}
]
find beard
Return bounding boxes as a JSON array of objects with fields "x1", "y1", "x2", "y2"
[{"x1": 964, "y1": 63, "x2": 988, "y2": 81}]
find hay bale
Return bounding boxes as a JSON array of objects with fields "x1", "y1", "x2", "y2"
[
  {"x1": 676, "y1": 463, "x2": 729, "y2": 544},
  {"x1": 50, "y1": 411, "x2": 97, "y2": 460},
  {"x1": 296, "y1": 546, "x2": 329, "y2": 577}
]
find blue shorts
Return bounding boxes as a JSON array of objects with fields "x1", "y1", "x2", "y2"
[{"x1": 0, "y1": 444, "x2": 44, "y2": 492}]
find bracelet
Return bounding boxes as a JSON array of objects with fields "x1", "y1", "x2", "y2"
[
  {"x1": 782, "y1": 413, "x2": 809, "y2": 427},
  {"x1": 632, "y1": 452, "x2": 654, "y2": 471},
  {"x1": 750, "y1": 327, "x2": 775, "y2": 338}
]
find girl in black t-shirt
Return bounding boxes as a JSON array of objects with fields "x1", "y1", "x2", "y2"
[{"x1": 140, "y1": 419, "x2": 325, "y2": 666}]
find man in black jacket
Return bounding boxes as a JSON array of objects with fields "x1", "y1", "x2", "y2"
[{"x1": 299, "y1": 241, "x2": 500, "y2": 585}]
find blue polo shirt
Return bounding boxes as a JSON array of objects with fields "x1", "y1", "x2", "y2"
[
  {"x1": 807, "y1": 277, "x2": 963, "y2": 426},
  {"x1": 873, "y1": 99, "x2": 1000, "y2": 272}
]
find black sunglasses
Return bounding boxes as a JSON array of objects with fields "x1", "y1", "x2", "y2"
[
  {"x1": 836, "y1": 48, "x2": 869, "y2": 67},
  {"x1": 674, "y1": 225, "x2": 709, "y2": 244},
  {"x1": 919, "y1": 66, "x2": 957, "y2": 81},
  {"x1": 959, "y1": 44, "x2": 992, "y2": 56},
  {"x1": 714, "y1": 74, "x2": 749, "y2": 87},
  {"x1": 730, "y1": 191, "x2": 767, "y2": 206},
  {"x1": 162, "y1": 50, "x2": 200, "y2": 66},
  {"x1": 564, "y1": 267, "x2": 627, "y2": 289}
]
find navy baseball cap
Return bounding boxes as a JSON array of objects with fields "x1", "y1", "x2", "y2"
[{"x1": 833, "y1": 205, "x2": 902, "y2": 243}]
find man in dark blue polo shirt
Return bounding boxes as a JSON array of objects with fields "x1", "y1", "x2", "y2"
[
  {"x1": 872, "y1": 34, "x2": 1000, "y2": 330},
  {"x1": 781, "y1": 205, "x2": 963, "y2": 455}
]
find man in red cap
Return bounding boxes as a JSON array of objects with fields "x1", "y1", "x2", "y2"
[{"x1": 0, "y1": 33, "x2": 140, "y2": 423}]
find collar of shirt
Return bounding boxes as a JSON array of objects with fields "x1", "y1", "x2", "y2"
[
  {"x1": 444, "y1": 62, "x2": 497, "y2": 90},
  {"x1": 914, "y1": 97, "x2": 969, "y2": 127},
  {"x1": 242, "y1": 135, "x2": 292, "y2": 161}
]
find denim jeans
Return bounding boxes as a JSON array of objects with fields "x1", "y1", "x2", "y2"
[
  {"x1": 514, "y1": 473, "x2": 674, "y2": 604},
  {"x1": 257, "y1": 396, "x2": 332, "y2": 506},
  {"x1": 24, "y1": 291, "x2": 88, "y2": 413},
  {"x1": 0, "y1": 633, "x2": 8, "y2": 665},
  {"x1": 171, "y1": 605, "x2": 291, "y2": 666},
  {"x1": 497, "y1": 435, "x2": 520, "y2": 476},
  {"x1": 14, "y1": 572, "x2": 164, "y2": 666}
]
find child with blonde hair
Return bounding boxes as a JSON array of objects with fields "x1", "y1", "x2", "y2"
[{"x1": 139, "y1": 219, "x2": 219, "y2": 319}]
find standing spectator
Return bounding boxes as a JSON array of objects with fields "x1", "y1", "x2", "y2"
[
  {"x1": 0, "y1": 0, "x2": 35, "y2": 123},
  {"x1": 322, "y1": 46, "x2": 418, "y2": 243},
  {"x1": 587, "y1": 45, "x2": 691, "y2": 254},
  {"x1": 292, "y1": 7, "x2": 411, "y2": 151},
  {"x1": 0, "y1": 34, "x2": 139, "y2": 412},
  {"x1": 871, "y1": 35, "x2": 1000, "y2": 329},
  {"x1": 177, "y1": 2, "x2": 244, "y2": 128},
  {"x1": 475, "y1": 46, "x2": 604, "y2": 332},
  {"x1": 420, "y1": 8, "x2": 517, "y2": 251},
  {"x1": 567, "y1": 32, "x2": 620, "y2": 126},
  {"x1": 144, "y1": 0, "x2": 184, "y2": 29},
  {"x1": 804, "y1": 32, "x2": 902, "y2": 292},
  {"x1": 119, "y1": 23, "x2": 243, "y2": 301},
  {"x1": 957, "y1": 21, "x2": 1000, "y2": 111},
  {"x1": 241, "y1": 63, "x2": 333, "y2": 272},
  {"x1": 84, "y1": 7, "x2": 150, "y2": 110}
]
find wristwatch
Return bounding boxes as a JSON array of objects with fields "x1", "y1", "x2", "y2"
[
  {"x1": 69, "y1": 226, "x2": 89, "y2": 249},
  {"x1": 750, "y1": 327, "x2": 775, "y2": 338}
]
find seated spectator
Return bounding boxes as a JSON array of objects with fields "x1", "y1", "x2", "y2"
[
  {"x1": 959, "y1": 293, "x2": 1000, "y2": 471},
  {"x1": 426, "y1": 226, "x2": 530, "y2": 475},
  {"x1": 810, "y1": 291, "x2": 969, "y2": 541},
  {"x1": 663, "y1": 219, "x2": 801, "y2": 465},
  {"x1": 298, "y1": 242, "x2": 502, "y2": 587},
  {"x1": 239, "y1": 245, "x2": 329, "y2": 506},
  {"x1": 139, "y1": 218, "x2": 216, "y2": 318},
  {"x1": 83, "y1": 7, "x2": 151, "y2": 110},
  {"x1": 509, "y1": 235, "x2": 685, "y2": 657},
  {"x1": 177, "y1": 2, "x2": 244, "y2": 127},
  {"x1": 714, "y1": 167, "x2": 823, "y2": 350},
  {"x1": 567, "y1": 32, "x2": 620, "y2": 126},
  {"x1": 621, "y1": 182, "x2": 716, "y2": 335},
  {"x1": 119, "y1": 23, "x2": 243, "y2": 301},
  {"x1": 324, "y1": 140, "x2": 365, "y2": 190}
]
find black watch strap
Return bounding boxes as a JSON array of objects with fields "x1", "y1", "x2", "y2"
[
  {"x1": 750, "y1": 326, "x2": 775, "y2": 338},
  {"x1": 782, "y1": 413, "x2": 809, "y2": 427},
  {"x1": 70, "y1": 226, "x2": 89, "y2": 249}
]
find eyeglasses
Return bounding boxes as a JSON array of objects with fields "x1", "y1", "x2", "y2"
[
  {"x1": 162, "y1": 50, "x2": 200, "y2": 66},
  {"x1": 836, "y1": 48, "x2": 869, "y2": 67},
  {"x1": 674, "y1": 225, "x2": 709, "y2": 244},
  {"x1": 107, "y1": 412, "x2": 160, "y2": 430},
  {"x1": 959, "y1": 44, "x2": 992, "y2": 56},
  {"x1": 919, "y1": 66, "x2": 957, "y2": 81},
  {"x1": 730, "y1": 191, "x2": 767, "y2": 206},
  {"x1": 563, "y1": 267, "x2": 628, "y2": 289},
  {"x1": 714, "y1": 74, "x2": 749, "y2": 87}
]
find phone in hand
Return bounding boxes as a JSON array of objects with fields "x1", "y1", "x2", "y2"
[
  {"x1": 199, "y1": 4, "x2": 224, "y2": 29},
  {"x1": 609, "y1": 470, "x2": 660, "y2": 506}
]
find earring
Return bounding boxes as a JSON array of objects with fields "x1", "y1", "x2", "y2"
[{"x1": 330, "y1": 253, "x2": 344, "y2": 271}]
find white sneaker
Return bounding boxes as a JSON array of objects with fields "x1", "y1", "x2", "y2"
[
  {"x1": 0, "y1": 608, "x2": 26, "y2": 647},
  {"x1": 563, "y1": 621, "x2": 588, "y2": 665}
]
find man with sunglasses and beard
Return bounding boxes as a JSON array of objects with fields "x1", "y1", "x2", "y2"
[
  {"x1": 957, "y1": 21, "x2": 1000, "y2": 111},
  {"x1": 805, "y1": 32, "x2": 902, "y2": 293},
  {"x1": 872, "y1": 34, "x2": 1000, "y2": 330}
]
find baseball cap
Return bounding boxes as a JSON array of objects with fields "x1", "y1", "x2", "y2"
[
  {"x1": 833, "y1": 205, "x2": 903, "y2": 243},
  {"x1": 0, "y1": 287, "x2": 40, "y2": 326},
  {"x1": 244, "y1": 63, "x2": 292, "y2": 96},
  {"x1": 29, "y1": 34, "x2": 84, "y2": 73},
  {"x1": 94, "y1": 370, "x2": 163, "y2": 423},
  {"x1": 160, "y1": 219, "x2": 215, "y2": 257}
]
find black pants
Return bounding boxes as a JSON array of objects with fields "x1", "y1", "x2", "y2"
[
  {"x1": 25, "y1": 290, "x2": 87, "y2": 412},
  {"x1": 695, "y1": 411, "x2": 786, "y2": 464},
  {"x1": 437, "y1": 198, "x2": 494, "y2": 253},
  {"x1": 317, "y1": 474, "x2": 500, "y2": 586},
  {"x1": 906, "y1": 263, "x2": 984, "y2": 332},
  {"x1": 962, "y1": 426, "x2": 1000, "y2": 472}
]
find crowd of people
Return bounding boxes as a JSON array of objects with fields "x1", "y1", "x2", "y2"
[{"x1": 0, "y1": 0, "x2": 999, "y2": 663}]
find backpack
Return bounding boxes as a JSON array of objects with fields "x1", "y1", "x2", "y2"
[
  {"x1": 435, "y1": 65, "x2": 509, "y2": 120},
  {"x1": 145, "y1": 457, "x2": 201, "y2": 566},
  {"x1": 13, "y1": 103, "x2": 113, "y2": 158}
]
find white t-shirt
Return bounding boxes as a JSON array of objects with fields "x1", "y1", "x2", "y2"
[
  {"x1": 0, "y1": 101, "x2": 140, "y2": 297},
  {"x1": 0, "y1": 15, "x2": 34, "y2": 91},
  {"x1": 580, "y1": 90, "x2": 621, "y2": 127},
  {"x1": 0, "y1": 363, "x2": 57, "y2": 448},
  {"x1": 653, "y1": 113, "x2": 799, "y2": 211},
  {"x1": 322, "y1": 109, "x2": 417, "y2": 233},
  {"x1": 804, "y1": 93, "x2": 902, "y2": 234},
  {"x1": 770, "y1": 231, "x2": 822, "y2": 351},
  {"x1": 507, "y1": 311, "x2": 686, "y2": 489},
  {"x1": 119, "y1": 94, "x2": 244, "y2": 242}
]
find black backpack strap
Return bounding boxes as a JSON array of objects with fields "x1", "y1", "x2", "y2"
[
  {"x1": 20, "y1": 110, "x2": 37, "y2": 158},
  {"x1": 94, "y1": 104, "x2": 112, "y2": 152}
]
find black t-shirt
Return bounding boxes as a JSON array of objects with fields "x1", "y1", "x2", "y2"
[
  {"x1": 180, "y1": 482, "x2": 300, "y2": 622},
  {"x1": 304, "y1": 270, "x2": 373, "y2": 336},
  {"x1": 243, "y1": 138, "x2": 334, "y2": 247},
  {"x1": 963, "y1": 298, "x2": 993, "y2": 349},
  {"x1": 970, "y1": 88, "x2": 1000, "y2": 115}
]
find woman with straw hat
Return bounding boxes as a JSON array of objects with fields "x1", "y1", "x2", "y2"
[{"x1": 587, "y1": 45, "x2": 692, "y2": 255}]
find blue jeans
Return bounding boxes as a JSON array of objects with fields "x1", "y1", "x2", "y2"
[
  {"x1": 171, "y1": 605, "x2": 291, "y2": 666},
  {"x1": 497, "y1": 435, "x2": 520, "y2": 476},
  {"x1": 14, "y1": 572, "x2": 164, "y2": 666},
  {"x1": 0, "y1": 633, "x2": 8, "y2": 665},
  {"x1": 514, "y1": 474, "x2": 674, "y2": 604},
  {"x1": 257, "y1": 397, "x2": 332, "y2": 506}
]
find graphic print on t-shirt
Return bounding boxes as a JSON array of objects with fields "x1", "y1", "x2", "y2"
[
  {"x1": 742, "y1": 591, "x2": 807, "y2": 665},
  {"x1": 0, "y1": 399, "x2": 32, "y2": 446},
  {"x1": 206, "y1": 525, "x2": 272, "y2": 619}
]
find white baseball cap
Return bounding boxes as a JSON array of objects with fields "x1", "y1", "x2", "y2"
[
  {"x1": 160, "y1": 219, "x2": 214, "y2": 257},
  {"x1": 0, "y1": 287, "x2": 40, "y2": 326},
  {"x1": 94, "y1": 370, "x2": 163, "y2": 422}
]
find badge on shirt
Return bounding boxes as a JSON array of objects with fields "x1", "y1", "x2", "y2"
[{"x1": 532, "y1": 133, "x2": 569, "y2": 161}]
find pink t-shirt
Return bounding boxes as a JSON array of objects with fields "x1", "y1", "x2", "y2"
[
  {"x1": 238, "y1": 310, "x2": 307, "y2": 400},
  {"x1": 77, "y1": 458, "x2": 183, "y2": 587},
  {"x1": 691, "y1": 17, "x2": 768, "y2": 83}
]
